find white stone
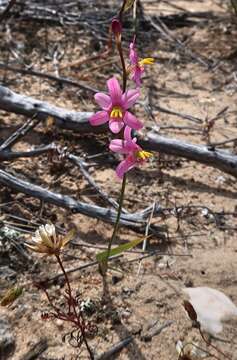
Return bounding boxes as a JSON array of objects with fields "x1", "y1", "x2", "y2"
[{"x1": 183, "y1": 287, "x2": 237, "y2": 335}]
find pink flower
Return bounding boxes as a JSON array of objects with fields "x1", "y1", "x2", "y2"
[
  {"x1": 109, "y1": 127, "x2": 152, "y2": 178},
  {"x1": 129, "y1": 40, "x2": 154, "y2": 87},
  {"x1": 89, "y1": 77, "x2": 142, "y2": 134}
]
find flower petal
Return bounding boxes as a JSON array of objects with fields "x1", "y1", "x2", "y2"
[
  {"x1": 90, "y1": 111, "x2": 109, "y2": 126},
  {"x1": 129, "y1": 42, "x2": 139, "y2": 64},
  {"x1": 122, "y1": 89, "x2": 140, "y2": 108},
  {"x1": 124, "y1": 111, "x2": 143, "y2": 130},
  {"x1": 109, "y1": 119, "x2": 124, "y2": 133},
  {"x1": 109, "y1": 139, "x2": 129, "y2": 154},
  {"x1": 116, "y1": 157, "x2": 136, "y2": 178},
  {"x1": 131, "y1": 67, "x2": 143, "y2": 87},
  {"x1": 39, "y1": 226, "x2": 54, "y2": 248},
  {"x1": 107, "y1": 77, "x2": 122, "y2": 105},
  {"x1": 124, "y1": 126, "x2": 132, "y2": 141},
  {"x1": 94, "y1": 92, "x2": 111, "y2": 110},
  {"x1": 62, "y1": 229, "x2": 76, "y2": 247}
]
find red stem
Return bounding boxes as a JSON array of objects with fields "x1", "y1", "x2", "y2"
[
  {"x1": 199, "y1": 328, "x2": 232, "y2": 360},
  {"x1": 55, "y1": 254, "x2": 94, "y2": 359}
]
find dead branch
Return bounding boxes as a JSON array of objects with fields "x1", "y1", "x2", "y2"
[
  {"x1": 0, "y1": 147, "x2": 122, "y2": 210},
  {"x1": 141, "y1": 320, "x2": 174, "y2": 341},
  {"x1": 0, "y1": 169, "x2": 162, "y2": 232},
  {"x1": 142, "y1": 133, "x2": 237, "y2": 178},
  {"x1": 1, "y1": 85, "x2": 237, "y2": 178},
  {"x1": 95, "y1": 337, "x2": 133, "y2": 360},
  {"x1": 0, "y1": 144, "x2": 55, "y2": 160},
  {"x1": 0, "y1": 84, "x2": 99, "y2": 133},
  {"x1": 19, "y1": 338, "x2": 47, "y2": 360},
  {"x1": 0, "y1": 114, "x2": 41, "y2": 151}
]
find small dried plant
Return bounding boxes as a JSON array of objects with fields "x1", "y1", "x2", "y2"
[{"x1": 27, "y1": 224, "x2": 97, "y2": 359}]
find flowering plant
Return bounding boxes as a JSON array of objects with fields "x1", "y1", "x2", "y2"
[{"x1": 89, "y1": 3, "x2": 154, "y2": 273}]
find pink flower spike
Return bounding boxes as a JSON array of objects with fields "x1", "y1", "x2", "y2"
[
  {"x1": 89, "y1": 76, "x2": 142, "y2": 133},
  {"x1": 109, "y1": 127, "x2": 152, "y2": 178},
  {"x1": 128, "y1": 39, "x2": 154, "y2": 87}
]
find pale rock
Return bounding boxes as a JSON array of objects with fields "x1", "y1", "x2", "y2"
[{"x1": 183, "y1": 287, "x2": 237, "y2": 335}]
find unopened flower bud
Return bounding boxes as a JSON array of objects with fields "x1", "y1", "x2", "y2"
[{"x1": 111, "y1": 18, "x2": 122, "y2": 37}]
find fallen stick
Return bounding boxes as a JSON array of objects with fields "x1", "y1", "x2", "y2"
[
  {"x1": 95, "y1": 336, "x2": 133, "y2": 360},
  {"x1": 0, "y1": 115, "x2": 41, "y2": 151},
  {"x1": 142, "y1": 133, "x2": 237, "y2": 178},
  {"x1": 141, "y1": 320, "x2": 174, "y2": 342},
  {"x1": 19, "y1": 338, "x2": 47, "y2": 360},
  {"x1": 0, "y1": 169, "x2": 162, "y2": 231},
  {"x1": 0, "y1": 85, "x2": 98, "y2": 133},
  {"x1": 0, "y1": 144, "x2": 55, "y2": 160},
  {"x1": 1, "y1": 85, "x2": 237, "y2": 178}
]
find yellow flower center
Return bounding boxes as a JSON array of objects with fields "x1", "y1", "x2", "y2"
[
  {"x1": 139, "y1": 57, "x2": 155, "y2": 66},
  {"x1": 136, "y1": 150, "x2": 152, "y2": 161},
  {"x1": 110, "y1": 106, "x2": 123, "y2": 118}
]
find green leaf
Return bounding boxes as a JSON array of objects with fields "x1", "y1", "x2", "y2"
[{"x1": 96, "y1": 236, "x2": 147, "y2": 263}]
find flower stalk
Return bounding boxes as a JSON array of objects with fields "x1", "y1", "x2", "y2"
[
  {"x1": 103, "y1": 173, "x2": 127, "y2": 272},
  {"x1": 90, "y1": 1, "x2": 153, "y2": 276},
  {"x1": 102, "y1": 5, "x2": 129, "y2": 274}
]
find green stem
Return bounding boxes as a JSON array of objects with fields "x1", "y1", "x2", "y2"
[
  {"x1": 102, "y1": 0, "x2": 128, "y2": 272},
  {"x1": 105, "y1": 174, "x2": 127, "y2": 267}
]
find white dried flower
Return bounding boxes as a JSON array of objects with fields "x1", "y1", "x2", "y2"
[{"x1": 26, "y1": 224, "x2": 75, "y2": 256}]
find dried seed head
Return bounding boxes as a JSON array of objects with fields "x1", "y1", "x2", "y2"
[{"x1": 26, "y1": 224, "x2": 75, "y2": 256}]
